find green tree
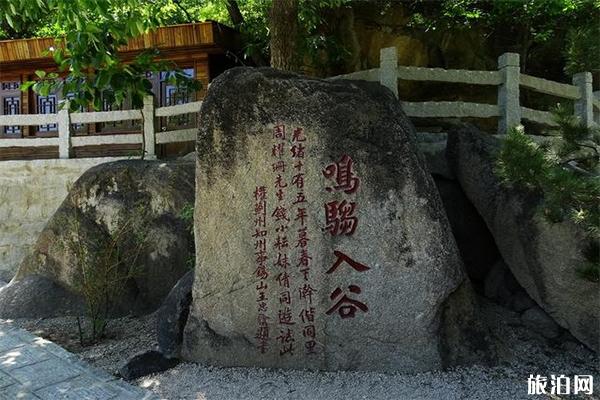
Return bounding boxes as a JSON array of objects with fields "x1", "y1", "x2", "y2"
[
  {"x1": 1, "y1": 0, "x2": 199, "y2": 112},
  {"x1": 406, "y1": 0, "x2": 599, "y2": 75}
]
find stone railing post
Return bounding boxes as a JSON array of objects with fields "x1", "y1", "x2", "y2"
[
  {"x1": 142, "y1": 95, "x2": 156, "y2": 160},
  {"x1": 573, "y1": 72, "x2": 593, "y2": 128},
  {"x1": 379, "y1": 47, "x2": 398, "y2": 98},
  {"x1": 497, "y1": 53, "x2": 521, "y2": 134},
  {"x1": 58, "y1": 101, "x2": 71, "y2": 159}
]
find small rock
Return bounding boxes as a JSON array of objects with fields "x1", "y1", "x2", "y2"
[
  {"x1": 484, "y1": 261, "x2": 512, "y2": 305},
  {"x1": 157, "y1": 270, "x2": 194, "y2": 358},
  {"x1": 181, "y1": 151, "x2": 196, "y2": 161},
  {"x1": 503, "y1": 269, "x2": 521, "y2": 294},
  {"x1": 521, "y1": 306, "x2": 561, "y2": 339},
  {"x1": 118, "y1": 350, "x2": 180, "y2": 381}
]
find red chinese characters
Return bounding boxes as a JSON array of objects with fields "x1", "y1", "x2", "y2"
[
  {"x1": 271, "y1": 124, "x2": 296, "y2": 357},
  {"x1": 323, "y1": 154, "x2": 360, "y2": 194},
  {"x1": 325, "y1": 285, "x2": 368, "y2": 319},
  {"x1": 322, "y1": 154, "x2": 361, "y2": 237},
  {"x1": 322, "y1": 154, "x2": 370, "y2": 320},
  {"x1": 324, "y1": 200, "x2": 358, "y2": 236},
  {"x1": 325, "y1": 251, "x2": 371, "y2": 319},
  {"x1": 255, "y1": 124, "x2": 320, "y2": 357},
  {"x1": 253, "y1": 186, "x2": 269, "y2": 352},
  {"x1": 291, "y1": 127, "x2": 317, "y2": 355}
]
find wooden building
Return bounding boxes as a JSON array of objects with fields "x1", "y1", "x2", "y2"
[{"x1": 0, "y1": 22, "x2": 238, "y2": 159}]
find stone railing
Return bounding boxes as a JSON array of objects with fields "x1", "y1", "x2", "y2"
[
  {"x1": 0, "y1": 96, "x2": 202, "y2": 159},
  {"x1": 331, "y1": 47, "x2": 599, "y2": 134}
]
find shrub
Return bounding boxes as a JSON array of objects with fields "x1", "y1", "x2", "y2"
[{"x1": 68, "y1": 207, "x2": 150, "y2": 345}]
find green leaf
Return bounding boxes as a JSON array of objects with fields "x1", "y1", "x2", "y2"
[
  {"x1": 86, "y1": 24, "x2": 102, "y2": 34},
  {"x1": 20, "y1": 81, "x2": 35, "y2": 91},
  {"x1": 96, "y1": 71, "x2": 111, "y2": 89},
  {"x1": 5, "y1": 14, "x2": 15, "y2": 29},
  {"x1": 35, "y1": 70, "x2": 47, "y2": 79},
  {"x1": 39, "y1": 84, "x2": 50, "y2": 97}
]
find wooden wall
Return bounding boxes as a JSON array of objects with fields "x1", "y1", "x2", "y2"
[{"x1": 0, "y1": 22, "x2": 236, "y2": 160}]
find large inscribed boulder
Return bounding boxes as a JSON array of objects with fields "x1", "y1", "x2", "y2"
[{"x1": 182, "y1": 68, "x2": 465, "y2": 372}]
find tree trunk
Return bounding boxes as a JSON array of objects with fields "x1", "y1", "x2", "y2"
[{"x1": 269, "y1": 0, "x2": 299, "y2": 71}]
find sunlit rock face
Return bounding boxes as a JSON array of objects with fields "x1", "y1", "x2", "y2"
[
  {"x1": 447, "y1": 127, "x2": 600, "y2": 353},
  {"x1": 182, "y1": 67, "x2": 469, "y2": 372}
]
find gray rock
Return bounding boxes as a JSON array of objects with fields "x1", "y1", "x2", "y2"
[
  {"x1": 14, "y1": 159, "x2": 195, "y2": 316},
  {"x1": 118, "y1": 350, "x2": 180, "y2": 381},
  {"x1": 521, "y1": 306, "x2": 562, "y2": 339},
  {"x1": 484, "y1": 261, "x2": 511, "y2": 304},
  {"x1": 182, "y1": 68, "x2": 467, "y2": 372},
  {"x1": 181, "y1": 151, "x2": 196, "y2": 161},
  {"x1": 416, "y1": 132, "x2": 454, "y2": 179},
  {"x1": 0, "y1": 275, "x2": 84, "y2": 318},
  {"x1": 502, "y1": 267, "x2": 521, "y2": 294},
  {"x1": 447, "y1": 125, "x2": 599, "y2": 351},
  {"x1": 157, "y1": 270, "x2": 194, "y2": 359},
  {"x1": 0, "y1": 271, "x2": 12, "y2": 284},
  {"x1": 510, "y1": 289, "x2": 536, "y2": 313},
  {"x1": 439, "y1": 281, "x2": 498, "y2": 368}
]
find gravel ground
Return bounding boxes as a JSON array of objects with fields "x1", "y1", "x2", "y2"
[
  {"x1": 4, "y1": 302, "x2": 599, "y2": 400},
  {"x1": 3, "y1": 313, "x2": 156, "y2": 374}
]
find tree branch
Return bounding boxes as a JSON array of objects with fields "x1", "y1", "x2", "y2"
[
  {"x1": 226, "y1": 0, "x2": 244, "y2": 27},
  {"x1": 172, "y1": 0, "x2": 196, "y2": 23},
  {"x1": 224, "y1": 0, "x2": 268, "y2": 67}
]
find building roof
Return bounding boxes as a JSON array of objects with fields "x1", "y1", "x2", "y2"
[{"x1": 0, "y1": 22, "x2": 236, "y2": 78}]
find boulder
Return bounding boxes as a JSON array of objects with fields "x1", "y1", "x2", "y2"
[
  {"x1": 182, "y1": 67, "x2": 467, "y2": 372},
  {"x1": 447, "y1": 125, "x2": 599, "y2": 351},
  {"x1": 0, "y1": 275, "x2": 83, "y2": 318},
  {"x1": 12, "y1": 159, "x2": 195, "y2": 317},
  {"x1": 118, "y1": 350, "x2": 179, "y2": 381},
  {"x1": 157, "y1": 270, "x2": 194, "y2": 358},
  {"x1": 521, "y1": 306, "x2": 562, "y2": 339}
]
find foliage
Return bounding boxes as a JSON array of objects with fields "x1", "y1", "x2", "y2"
[
  {"x1": 1, "y1": 0, "x2": 200, "y2": 111},
  {"x1": 179, "y1": 202, "x2": 195, "y2": 269},
  {"x1": 406, "y1": 0, "x2": 599, "y2": 73},
  {"x1": 67, "y1": 207, "x2": 150, "y2": 345},
  {"x1": 496, "y1": 109, "x2": 600, "y2": 282},
  {"x1": 564, "y1": 22, "x2": 600, "y2": 75},
  {"x1": 185, "y1": 0, "x2": 352, "y2": 68},
  {"x1": 179, "y1": 202, "x2": 195, "y2": 234}
]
